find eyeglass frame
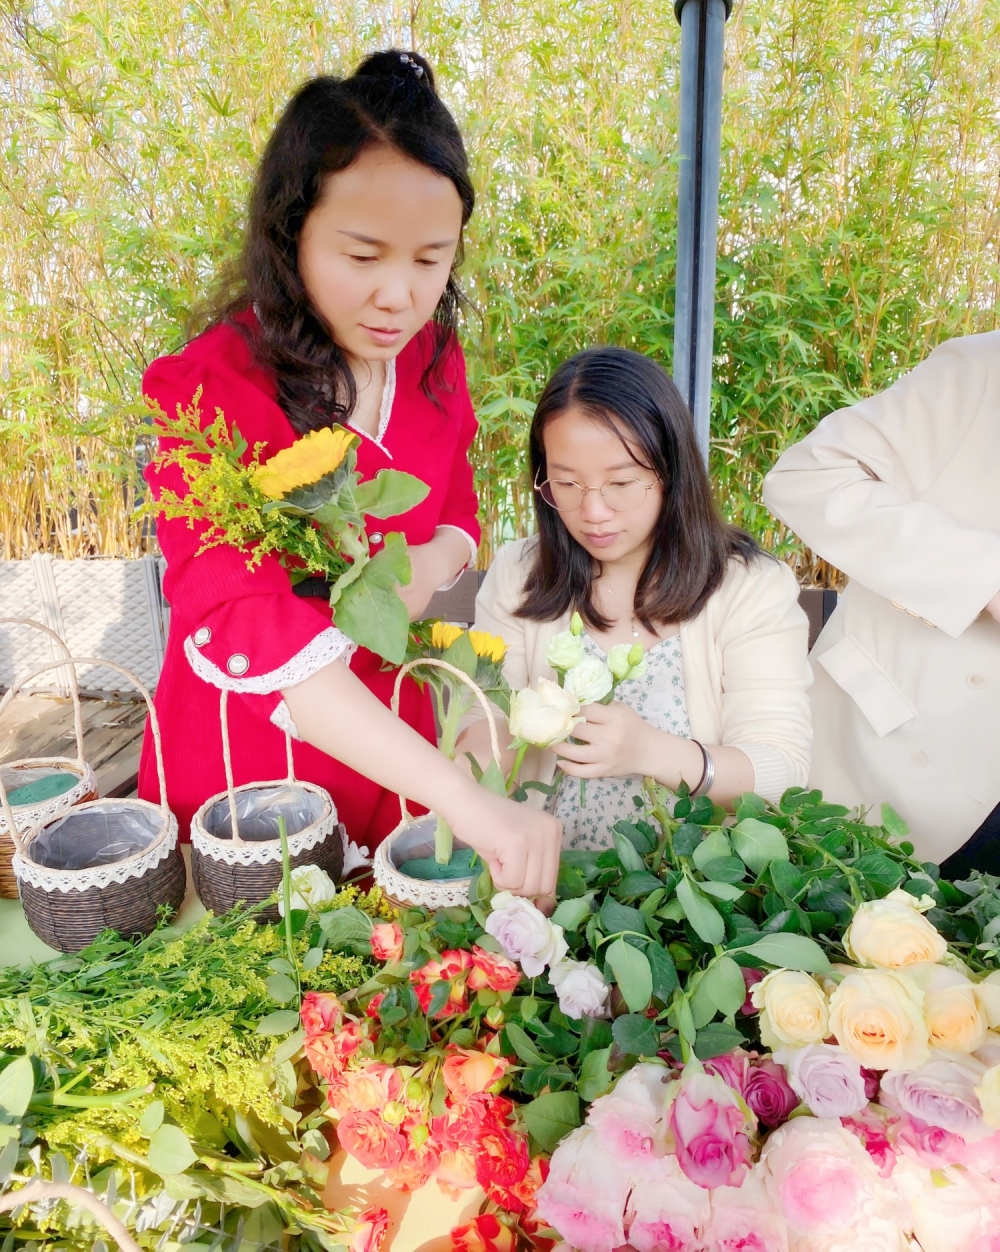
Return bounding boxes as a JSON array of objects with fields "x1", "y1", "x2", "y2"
[{"x1": 532, "y1": 468, "x2": 661, "y2": 513}]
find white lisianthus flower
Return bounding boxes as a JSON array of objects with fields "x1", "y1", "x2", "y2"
[
  {"x1": 508, "y1": 678, "x2": 582, "y2": 747},
  {"x1": 484, "y1": 891, "x2": 568, "y2": 976},
  {"x1": 607, "y1": 642, "x2": 648, "y2": 683},
  {"x1": 545, "y1": 629, "x2": 586, "y2": 673},
  {"x1": 564, "y1": 656, "x2": 614, "y2": 704},
  {"x1": 278, "y1": 863, "x2": 337, "y2": 916},
  {"x1": 549, "y1": 959, "x2": 611, "y2": 1019}
]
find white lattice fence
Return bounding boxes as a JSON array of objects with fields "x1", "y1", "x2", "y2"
[{"x1": 0, "y1": 556, "x2": 167, "y2": 694}]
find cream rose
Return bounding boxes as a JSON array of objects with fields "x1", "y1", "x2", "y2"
[
  {"x1": 909, "y1": 963, "x2": 988, "y2": 1054},
  {"x1": 752, "y1": 970, "x2": 830, "y2": 1050},
  {"x1": 828, "y1": 968, "x2": 930, "y2": 1071},
  {"x1": 976, "y1": 1063, "x2": 1000, "y2": 1129},
  {"x1": 974, "y1": 971, "x2": 1000, "y2": 1030},
  {"x1": 844, "y1": 889, "x2": 947, "y2": 970},
  {"x1": 508, "y1": 678, "x2": 582, "y2": 748}
]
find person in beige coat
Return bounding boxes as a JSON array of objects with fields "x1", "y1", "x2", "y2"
[
  {"x1": 458, "y1": 347, "x2": 812, "y2": 850},
  {"x1": 763, "y1": 331, "x2": 1000, "y2": 870}
]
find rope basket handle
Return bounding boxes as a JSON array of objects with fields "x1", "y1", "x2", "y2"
[
  {"x1": 218, "y1": 688, "x2": 296, "y2": 846},
  {"x1": 0, "y1": 617, "x2": 85, "y2": 771},
  {"x1": 0, "y1": 1179, "x2": 142, "y2": 1252},
  {"x1": 391, "y1": 657, "x2": 503, "y2": 826},
  {"x1": 0, "y1": 657, "x2": 169, "y2": 856}
]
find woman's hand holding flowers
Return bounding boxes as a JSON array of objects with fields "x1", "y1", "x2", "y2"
[{"x1": 555, "y1": 701, "x2": 703, "y2": 783}]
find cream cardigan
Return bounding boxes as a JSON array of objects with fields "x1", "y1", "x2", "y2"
[{"x1": 464, "y1": 537, "x2": 813, "y2": 804}]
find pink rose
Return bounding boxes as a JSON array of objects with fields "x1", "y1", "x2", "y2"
[
  {"x1": 893, "y1": 1156, "x2": 1000, "y2": 1252},
  {"x1": 337, "y1": 1110, "x2": 407, "y2": 1170},
  {"x1": 702, "y1": 1174, "x2": 789, "y2": 1252},
  {"x1": 300, "y1": 990, "x2": 343, "y2": 1037},
  {"x1": 743, "y1": 1057, "x2": 799, "y2": 1128},
  {"x1": 740, "y1": 966, "x2": 766, "y2": 1015},
  {"x1": 880, "y1": 1053, "x2": 989, "y2": 1140},
  {"x1": 892, "y1": 1111, "x2": 971, "y2": 1169},
  {"x1": 773, "y1": 1044, "x2": 869, "y2": 1120},
  {"x1": 759, "y1": 1117, "x2": 890, "y2": 1238},
  {"x1": 667, "y1": 1068, "x2": 753, "y2": 1190},
  {"x1": 585, "y1": 1062, "x2": 669, "y2": 1174},
  {"x1": 625, "y1": 1151, "x2": 709, "y2": 1252},
  {"x1": 840, "y1": 1105, "x2": 899, "y2": 1177},
  {"x1": 370, "y1": 922, "x2": 404, "y2": 963},
  {"x1": 705, "y1": 1048, "x2": 751, "y2": 1094},
  {"x1": 350, "y1": 1206, "x2": 390, "y2": 1252},
  {"x1": 535, "y1": 1125, "x2": 631, "y2": 1252}
]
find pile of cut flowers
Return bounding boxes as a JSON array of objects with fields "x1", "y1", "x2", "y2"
[{"x1": 301, "y1": 786, "x2": 1000, "y2": 1252}]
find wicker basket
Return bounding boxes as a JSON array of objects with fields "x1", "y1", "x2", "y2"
[
  {"x1": 0, "y1": 1179, "x2": 142, "y2": 1252},
  {"x1": 372, "y1": 659, "x2": 503, "y2": 910},
  {"x1": 190, "y1": 689, "x2": 344, "y2": 923},
  {"x1": 0, "y1": 656, "x2": 184, "y2": 953},
  {"x1": 0, "y1": 617, "x2": 99, "y2": 899}
]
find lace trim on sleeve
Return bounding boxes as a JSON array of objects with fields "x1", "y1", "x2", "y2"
[
  {"x1": 270, "y1": 699, "x2": 300, "y2": 739},
  {"x1": 184, "y1": 626, "x2": 357, "y2": 694}
]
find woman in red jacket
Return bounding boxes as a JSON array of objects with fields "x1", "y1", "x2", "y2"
[{"x1": 140, "y1": 50, "x2": 560, "y2": 897}]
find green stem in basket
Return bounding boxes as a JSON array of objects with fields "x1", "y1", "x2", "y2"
[
  {"x1": 277, "y1": 815, "x2": 301, "y2": 999},
  {"x1": 434, "y1": 815, "x2": 454, "y2": 866},
  {"x1": 506, "y1": 741, "x2": 530, "y2": 794}
]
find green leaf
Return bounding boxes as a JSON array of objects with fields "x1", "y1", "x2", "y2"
[
  {"x1": 731, "y1": 818, "x2": 790, "y2": 874},
  {"x1": 578, "y1": 1046, "x2": 614, "y2": 1101},
  {"x1": 692, "y1": 830, "x2": 731, "y2": 871},
  {"x1": 853, "y1": 852, "x2": 905, "y2": 892},
  {"x1": 0, "y1": 1056, "x2": 34, "y2": 1121},
  {"x1": 440, "y1": 631, "x2": 479, "y2": 679},
  {"x1": 676, "y1": 876, "x2": 725, "y2": 945},
  {"x1": 556, "y1": 862, "x2": 589, "y2": 899},
  {"x1": 353, "y1": 468, "x2": 429, "y2": 519},
  {"x1": 147, "y1": 1124, "x2": 198, "y2": 1175},
  {"x1": 302, "y1": 946, "x2": 325, "y2": 970},
  {"x1": 698, "y1": 880, "x2": 746, "y2": 902},
  {"x1": 139, "y1": 1099, "x2": 165, "y2": 1137},
  {"x1": 770, "y1": 860, "x2": 806, "y2": 899},
  {"x1": 699, "y1": 856, "x2": 748, "y2": 883},
  {"x1": 881, "y1": 802, "x2": 910, "y2": 841},
  {"x1": 737, "y1": 933, "x2": 831, "y2": 973},
  {"x1": 613, "y1": 831, "x2": 645, "y2": 874},
  {"x1": 478, "y1": 759, "x2": 508, "y2": 797},
  {"x1": 521, "y1": 1091, "x2": 581, "y2": 1152},
  {"x1": 700, "y1": 956, "x2": 747, "y2": 1018},
  {"x1": 334, "y1": 533, "x2": 412, "y2": 664},
  {"x1": 265, "y1": 973, "x2": 298, "y2": 1004},
  {"x1": 618, "y1": 870, "x2": 664, "y2": 898},
  {"x1": 647, "y1": 943, "x2": 679, "y2": 1002},
  {"x1": 606, "y1": 937, "x2": 653, "y2": 1013},
  {"x1": 611, "y1": 1012, "x2": 660, "y2": 1058},
  {"x1": 256, "y1": 1010, "x2": 302, "y2": 1036},
  {"x1": 300, "y1": 1128, "x2": 332, "y2": 1160},
  {"x1": 694, "y1": 1022, "x2": 747, "y2": 1060},
  {"x1": 599, "y1": 898, "x2": 647, "y2": 937},
  {"x1": 319, "y1": 905, "x2": 376, "y2": 954},
  {"x1": 551, "y1": 896, "x2": 593, "y2": 931},
  {"x1": 672, "y1": 823, "x2": 703, "y2": 857},
  {"x1": 505, "y1": 1022, "x2": 547, "y2": 1066}
]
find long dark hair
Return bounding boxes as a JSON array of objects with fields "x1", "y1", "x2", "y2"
[
  {"x1": 518, "y1": 346, "x2": 760, "y2": 630},
  {"x1": 206, "y1": 50, "x2": 475, "y2": 434}
]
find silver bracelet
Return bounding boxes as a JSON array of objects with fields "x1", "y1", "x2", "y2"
[{"x1": 689, "y1": 739, "x2": 715, "y2": 798}]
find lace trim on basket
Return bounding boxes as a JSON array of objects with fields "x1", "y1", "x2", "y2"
[
  {"x1": 14, "y1": 813, "x2": 178, "y2": 893},
  {"x1": 0, "y1": 764, "x2": 98, "y2": 835},
  {"x1": 184, "y1": 627, "x2": 357, "y2": 695},
  {"x1": 372, "y1": 836, "x2": 472, "y2": 908},
  {"x1": 191, "y1": 808, "x2": 337, "y2": 866}
]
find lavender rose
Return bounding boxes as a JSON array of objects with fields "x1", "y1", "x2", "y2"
[
  {"x1": 880, "y1": 1053, "x2": 989, "y2": 1141},
  {"x1": 774, "y1": 1043, "x2": 870, "y2": 1119},
  {"x1": 549, "y1": 959, "x2": 611, "y2": 1020},
  {"x1": 484, "y1": 891, "x2": 568, "y2": 977}
]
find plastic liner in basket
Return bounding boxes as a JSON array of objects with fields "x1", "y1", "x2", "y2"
[
  {"x1": 27, "y1": 803, "x2": 163, "y2": 871},
  {"x1": 201, "y1": 784, "x2": 327, "y2": 842}
]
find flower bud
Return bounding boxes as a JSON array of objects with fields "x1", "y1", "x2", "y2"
[
  {"x1": 627, "y1": 643, "x2": 644, "y2": 667},
  {"x1": 410, "y1": 1121, "x2": 431, "y2": 1148},
  {"x1": 570, "y1": 611, "x2": 584, "y2": 636},
  {"x1": 382, "y1": 1100, "x2": 407, "y2": 1126},
  {"x1": 405, "y1": 1077, "x2": 427, "y2": 1104},
  {"x1": 485, "y1": 1004, "x2": 505, "y2": 1028}
]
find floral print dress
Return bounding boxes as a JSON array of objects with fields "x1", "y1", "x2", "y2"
[{"x1": 551, "y1": 633, "x2": 691, "y2": 850}]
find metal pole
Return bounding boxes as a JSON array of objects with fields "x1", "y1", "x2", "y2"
[{"x1": 673, "y1": 0, "x2": 732, "y2": 460}]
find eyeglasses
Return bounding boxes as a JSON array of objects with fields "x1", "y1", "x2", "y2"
[{"x1": 534, "y1": 470, "x2": 660, "y2": 513}]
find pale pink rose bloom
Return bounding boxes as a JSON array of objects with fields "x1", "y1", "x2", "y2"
[
  {"x1": 840, "y1": 1104, "x2": 900, "y2": 1178},
  {"x1": 786, "y1": 1208, "x2": 912, "y2": 1252},
  {"x1": 759, "y1": 1117, "x2": 893, "y2": 1238},
  {"x1": 625, "y1": 1151, "x2": 709, "y2": 1252},
  {"x1": 975, "y1": 1030, "x2": 1000, "y2": 1068},
  {"x1": 585, "y1": 1064, "x2": 670, "y2": 1175},
  {"x1": 880, "y1": 1052, "x2": 988, "y2": 1140},
  {"x1": 892, "y1": 1156, "x2": 1000, "y2": 1252},
  {"x1": 665, "y1": 1067, "x2": 754, "y2": 1191},
  {"x1": 701, "y1": 1173, "x2": 789, "y2": 1252},
  {"x1": 535, "y1": 1125, "x2": 631, "y2": 1252},
  {"x1": 773, "y1": 1043, "x2": 869, "y2": 1119}
]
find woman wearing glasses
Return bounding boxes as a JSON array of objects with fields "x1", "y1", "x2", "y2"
[{"x1": 457, "y1": 347, "x2": 812, "y2": 849}]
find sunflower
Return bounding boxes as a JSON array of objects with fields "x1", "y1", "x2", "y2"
[
  {"x1": 431, "y1": 621, "x2": 465, "y2": 650},
  {"x1": 253, "y1": 426, "x2": 356, "y2": 500},
  {"x1": 468, "y1": 630, "x2": 506, "y2": 662}
]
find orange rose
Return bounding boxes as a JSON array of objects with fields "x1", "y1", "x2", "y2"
[
  {"x1": 300, "y1": 991, "x2": 343, "y2": 1037},
  {"x1": 450, "y1": 1215, "x2": 515, "y2": 1252},
  {"x1": 371, "y1": 922, "x2": 404, "y2": 963},
  {"x1": 391, "y1": 1131, "x2": 443, "y2": 1191},
  {"x1": 328, "y1": 1062, "x2": 404, "y2": 1115},
  {"x1": 338, "y1": 1110, "x2": 407, "y2": 1170},
  {"x1": 350, "y1": 1206, "x2": 390, "y2": 1252},
  {"x1": 468, "y1": 946, "x2": 522, "y2": 994},
  {"x1": 442, "y1": 1049, "x2": 510, "y2": 1103},
  {"x1": 305, "y1": 1019, "x2": 365, "y2": 1081},
  {"x1": 411, "y1": 950, "x2": 474, "y2": 1017},
  {"x1": 436, "y1": 1144, "x2": 481, "y2": 1192}
]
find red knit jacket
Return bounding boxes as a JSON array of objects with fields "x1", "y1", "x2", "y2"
[{"x1": 138, "y1": 315, "x2": 480, "y2": 848}]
